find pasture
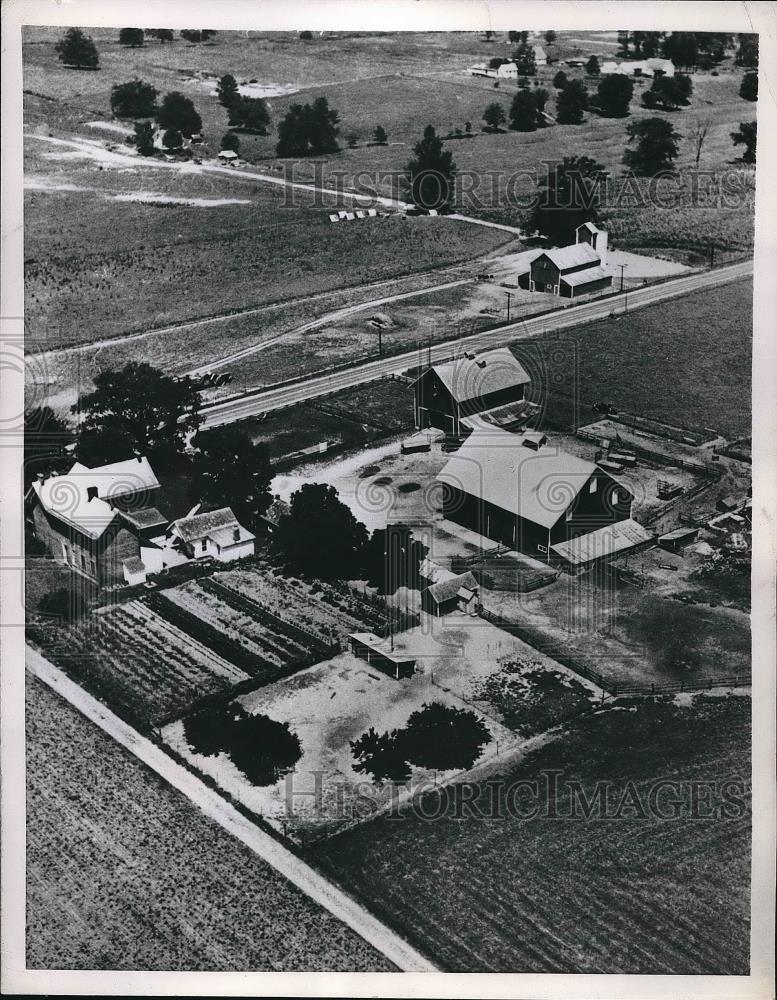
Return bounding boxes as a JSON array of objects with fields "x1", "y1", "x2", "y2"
[
  {"x1": 25, "y1": 675, "x2": 393, "y2": 971},
  {"x1": 313, "y1": 692, "x2": 751, "y2": 973}
]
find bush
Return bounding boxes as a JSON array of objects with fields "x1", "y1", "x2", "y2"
[{"x1": 38, "y1": 587, "x2": 87, "y2": 622}]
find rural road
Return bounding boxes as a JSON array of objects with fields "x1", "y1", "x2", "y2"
[
  {"x1": 200, "y1": 258, "x2": 752, "y2": 428},
  {"x1": 26, "y1": 647, "x2": 438, "y2": 973}
]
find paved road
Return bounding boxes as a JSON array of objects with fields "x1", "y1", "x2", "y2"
[
  {"x1": 200, "y1": 259, "x2": 752, "y2": 428},
  {"x1": 26, "y1": 647, "x2": 437, "y2": 973}
]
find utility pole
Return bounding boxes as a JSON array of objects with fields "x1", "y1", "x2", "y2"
[
  {"x1": 617, "y1": 263, "x2": 627, "y2": 293},
  {"x1": 506, "y1": 291, "x2": 512, "y2": 322},
  {"x1": 377, "y1": 324, "x2": 382, "y2": 356}
]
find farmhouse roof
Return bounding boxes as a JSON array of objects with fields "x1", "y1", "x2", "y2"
[
  {"x1": 171, "y1": 506, "x2": 243, "y2": 542},
  {"x1": 533, "y1": 45, "x2": 547, "y2": 60},
  {"x1": 68, "y1": 457, "x2": 160, "y2": 498},
  {"x1": 218, "y1": 149, "x2": 238, "y2": 159},
  {"x1": 209, "y1": 524, "x2": 255, "y2": 548},
  {"x1": 119, "y1": 506, "x2": 168, "y2": 530},
  {"x1": 540, "y1": 242, "x2": 601, "y2": 272},
  {"x1": 426, "y1": 571, "x2": 479, "y2": 604},
  {"x1": 421, "y1": 348, "x2": 531, "y2": 404},
  {"x1": 550, "y1": 518, "x2": 653, "y2": 566},
  {"x1": 437, "y1": 428, "x2": 616, "y2": 529},
  {"x1": 576, "y1": 221, "x2": 600, "y2": 235},
  {"x1": 419, "y1": 558, "x2": 457, "y2": 585},
  {"x1": 561, "y1": 265, "x2": 610, "y2": 287}
]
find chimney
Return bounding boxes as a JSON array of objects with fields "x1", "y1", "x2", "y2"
[
  {"x1": 233, "y1": 527, "x2": 240, "y2": 543},
  {"x1": 86, "y1": 485, "x2": 98, "y2": 502}
]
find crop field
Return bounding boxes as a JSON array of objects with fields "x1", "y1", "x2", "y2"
[
  {"x1": 27, "y1": 600, "x2": 249, "y2": 729},
  {"x1": 313, "y1": 693, "x2": 751, "y2": 973},
  {"x1": 529, "y1": 276, "x2": 752, "y2": 438},
  {"x1": 25, "y1": 675, "x2": 393, "y2": 971}
]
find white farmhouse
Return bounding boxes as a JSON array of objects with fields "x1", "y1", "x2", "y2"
[{"x1": 167, "y1": 507, "x2": 255, "y2": 562}]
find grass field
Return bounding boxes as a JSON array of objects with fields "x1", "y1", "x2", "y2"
[
  {"x1": 312, "y1": 693, "x2": 751, "y2": 973},
  {"x1": 529, "y1": 276, "x2": 752, "y2": 438},
  {"x1": 25, "y1": 674, "x2": 393, "y2": 971}
]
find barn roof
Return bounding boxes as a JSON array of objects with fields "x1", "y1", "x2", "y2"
[
  {"x1": 560, "y1": 265, "x2": 610, "y2": 287},
  {"x1": 426, "y1": 571, "x2": 479, "y2": 604},
  {"x1": 421, "y1": 348, "x2": 531, "y2": 404},
  {"x1": 551, "y1": 518, "x2": 653, "y2": 566},
  {"x1": 437, "y1": 428, "x2": 625, "y2": 529},
  {"x1": 539, "y1": 242, "x2": 601, "y2": 272}
]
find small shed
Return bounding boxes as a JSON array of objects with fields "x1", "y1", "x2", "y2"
[
  {"x1": 123, "y1": 555, "x2": 147, "y2": 586},
  {"x1": 658, "y1": 527, "x2": 699, "y2": 553},
  {"x1": 422, "y1": 570, "x2": 480, "y2": 616},
  {"x1": 218, "y1": 149, "x2": 239, "y2": 162},
  {"x1": 348, "y1": 632, "x2": 416, "y2": 679}
]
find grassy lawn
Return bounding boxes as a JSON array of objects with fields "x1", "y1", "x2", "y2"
[
  {"x1": 312, "y1": 693, "x2": 751, "y2": 973},
  {"x1": 25, "y1": 675, "x2": 393, "y2": 971},
  {"x1": 528, "y1": 276, "x2": 752, "y2": 438}
]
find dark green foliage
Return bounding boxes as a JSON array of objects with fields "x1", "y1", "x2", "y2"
[
  {"x1": 512, "y1": 41, "x2": 536, "y2": 76},
  {"x1": 544, "y1": 30, "x2": 556, "y2": 44},
  {"x1": 556, "y1": 79, "x2": 589, "y2": 124},
  {"x1": 228, "y1": 96, "x2": 270, "y2": 134},
  {"x1": 146, "y1": 29, "x2": 174, "y2": 43},
  {"x1": 623, "y1": 117, "x2": 680, "y2": 174},
  {"x1": 735, "y1": 33, "x2": 758, "y2": 68},
  {"x1": 162, "y1": 128, "x2": 183, "y2": 150},
  {"x1": 586, "y1": 55, "x2": 600, "y2": 76},
  {"x1": 133, "y1": 120, "x2": 155, "y2": 156},
  {"x1": 216, "y1": 73, "x2": 239, "y2": 108},
  {"x1": 351, "y1": 728, "x2": 411, "y2": 783},
  {"x1": 110, "y1": 79, "x2": 158, "y2": 118},
  {"x1": 529, "y1": 155, "x2": 605, "y2": 244},
  {"x1": 38, "y1": 587, "x2": 88, "y2": 622},
  {"x1": 660, "y1": 32, "x2": 699, "y2": 70},
  {"x1": 275, "y1": 96, "x2": 339, "y2": 156},
  {"x1": 731, "y1": 121, "x2": 757, "y2": 164},
  {"x1": 373, "y1": 124, "x2": 388, "y2": 145},
  {"x1": 405, "y1": 124, "x2": 457, "y2": 211},
  {"x1": 118, "y1": 28, "x2": 144, "y2": 47},
  {"x1": 597, "y1": 73, "x2": 634, "y2": 117},
  {"x1": 509, "y1": 89, "x2": 538, "y2": 131},
  {"x1": 533, "y1": 87, "x2": 549, "y2": 112},
  {"x1": 220, "y1": 131, "x2": 240, "y2": 153},
  {"x1": 552, "y1": 69, "x2": 567, "y2": 89},
  {"x1": 180, "y1": 29, "x2": 217, "y2": 43},
  {"x1": 272, "y1": 483, "x2": 368, "y2": 580},
  {"x1": 508, "y1": 31, "x2": 528, "y2": 45},
  {"x1": 739, "y1": 72, "x2": 758, "y2": 102},
  {"x1": 73, "y1": 362, "x2": 201, "y2": 462},
  {"x1": 483, "y1": 101, "x2": 507, "y2": 131},
  {"x1": 55, "y1": 27, "x2": 99, "y2": 69},
  {"x1": 194, "y1": 426, "x2": 272, "y2": 533},
  {"x1": 184, "y1": 705, "x2": 302, "y2": 786},
  {"x1": 642, "y1": 74, "x2": 693, "y2": 110},
  {"x1": 24, "y1": 406, "x2": 73, "y2": 488},
  {"x1": 75, "y1": 426, "x2": 136, "y2": 467},
  {"x1": 361, "y1": 525, "x2": 428, "y2": 595},
  {"x1": 617, "y1": 30, "x2": 630, "y2": 56},
  {"x1": 299, "y1": 30, "x2": 313, "y2": 40},
  {"x1": 488, "y1": 57, "x2": 508, "y2": 70},
  {"x1": 155, "y1": 91, "x2": 202, "y2": 137}
]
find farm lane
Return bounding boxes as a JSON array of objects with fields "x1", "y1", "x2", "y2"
[
  {"x1": 25, "y1": 646, "x2": 438, "y2": 974},
  {"x1": 200, "y1": 258, "x2": 753, "y2": 428}
]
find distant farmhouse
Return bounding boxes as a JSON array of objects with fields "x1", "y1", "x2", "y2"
[
  {"x1": 437, "y1": 427, "x2": 652, "y2": 569},
  {"x1": 412, "y1": 347, "x2": 533, "y2": 437},
  {"x1": 28, "y1": 456, "x2": 254, "y2": 588},
  {"x1": 467, "y1": 45, "x2": 546, "y2": 79},
  {"x1": 600, "y1": 57, "x2": 675, "y2": 77},
  {"x1": 517, "y1": 223, "x2": 613, "y2": 299}
]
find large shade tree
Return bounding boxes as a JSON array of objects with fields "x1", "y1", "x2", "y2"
[
  {"x1": 55, "y1": 27, "x2": 99, "y2": 69},
  {"x1": 24, "y1": 406, "x2": 74, "y2": 488},
  {"x1": 623, "y1": 117, "x2": 681, "y2": 175},
  {"x1": 194, "y1": 426, "x2": 273, "y2": 533},
  {"x1": 405, "y1": 124, "x2": 457, "y2": 211},
  {"x1": 528, "y1": 155, "x2": 606, "y2": 245},
  {"x1": 111, "y1": 79, "x2": 158, "y2": 118},
  {"x1": 155, "y1": 91, "x2": 202, "y2": 137}
]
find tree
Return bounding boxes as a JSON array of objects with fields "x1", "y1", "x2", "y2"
[
  {"x1": 216, "y1": 73, "x2": 239, "y2": 108},
  {"x1": 402, "y1": 702, "x2": 491, "y2": 771},
  {"x1": 162, "y1": 128, "x2": 183, "y2": 151},
  {"x1": 617, "y1": 31, "x2": 630, "y2": 56},
  {"x1": 275, "y1": 97, "x2": 339, "y2": 156},
  {"x1": 184, "y1": 704, "x2": 246, "y2": 757},
  {"x1": 405, "y1": 124, "x2": 457, "y2": 211},
  {"x1": 544, "y1": 30, "x2": 556, "y2": 45},
  {"x1": 534, "y1": 87, "x2": 549, "y2": 112},
  {"x1": 488, "y1": 56, "x2": 508, "y2": 70},
  {"x1": 731, "y1": 121, "x2": 757, "y2": 164},
  {"x1": 227, "y1": 713, "x2": 302, "y2": 787},
  {"x1": 623, "y1": 117, "x2": 680, "y2": 175},
  {"x1": 146, "y1": 29, "x2": 174, "y2": 43},
  {"x1": 299, "y1": 30, "x2": 313, "y2": 40},
  {"x1": 220, "y1": 131, "x2": 240, "y2": 153},
  {"x1": 689, "y1": 118, "x2": 712, "y2": 166},
  {"x1": 597, "y1": 74, "x2": 634, "y2": 117},
  {"x1": 351, "y1": 727, "x2": 411, "y2": 783},
  {"x1": 509, "y1": 89, "x2": 538, "y2": 131},
  {"x1": 483, "y1": 101, "x2": 507, "y2": 132},
  {"x1": 362, "y1": 525, "x2": 427, "y2": 594},
  {"x1": 272, "y1": 482, "x2": 368, "y2": 580},
  {"x1": 55, "y1": 27, "x2": 99, "y2": 69},
  {"x1": 118, "y1": 28, "x2": 144, "y2": 47},
  {"x1": 642, "y1": 74, "x2": 692, "y2": 111},
  {"x1": 133, "y1": 121, "x2": 155, "y2": 156},
  {"x1": 111, "y1": 79, "x2": 158, "y2": 118},
  {"x1": 552, "y1": 69, "x2": 568, "y2": 89},
  {"x1": 512, "y1": 41, "x2": 536, "y2": 76},
  {"x1": 228, "y1": 96, "x2": 270, "y2": 134},
  {"x1": 529, "y1": 155, "x2": 606, "y2": 245},
  {"x1": 155, "y1": 91, "x2": 202, "y2": 137},
  {"x1": 735, "y1": 34, "x2": 758, "y2": 68},
  {"x1": 661, "y1": 32, "x2": 699, "y2": 71},
  {"x1": 373, "y1": 124, "x2": 388, "y2": 145},
  {"x1": 556, "y1": 79, "x2": 589, "y2": 124},
  {"x1": 38, "y1": 587, "x2": 88, "y2": 622},
  {"x1": 180, "y1": 29, "x2": 217, "y2": 43},
  {"x1": 75, "y1": 425, "x2": 137, "y2": 467},
  {"x1": 586, "y1": 55, "x2": 600, "y2": 76},
  {"x1": 73, "y1": 362, "x2": 201, "y2": 463},
  {"x1": 193, "y1": 426, "x2": 272, "y2": 532},
  {"x1": 307, "y1": 96, "x2": 340, "y2": 153},
  {"x1": 24, "y1": 406, "x2": 73, "y2": 489},
  {"x1": 740, "y1": 72, "x2": 758, "y2": 102},
  {"x1": 508, "y1": 31, "x2": 528, "y2": 45},
  {"x1": 641, "y1": 32, "x2": 663, "y2": 58}
]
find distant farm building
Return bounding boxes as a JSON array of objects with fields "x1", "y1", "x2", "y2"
[
  {"x1": 533, "y1": 45, "x2": 547, "y2": 66},
  {"x1": 348, "y1": 632, "x2": 416, "y2": 679},
  {"x1": 600, "y1": 58, "x2": 675, "y2": 77},
  {"x1": 550, "y1": 519, "x2": 654, "y2": 574},
  {"x1": 437, "y1": 427, "x2": 637, "y2": 564},
  {"x1": 496, "y1": 61, "x2": 518, "y2": 78},
  {"x1": 413, "y1": 347, "x2": 531, "y2": 437},
  {"x1": 167, "y1": 506, "x2": 255, "y2": 562},
  {"x1": 517, "y1": 223, "x2": 612, "y2": 299},
  {"x1": 422, "y1": 570, "x2": 480, "y2": 616},
  {"x1": 217, "y1": 149, "x2": 239, "y2": 162}
]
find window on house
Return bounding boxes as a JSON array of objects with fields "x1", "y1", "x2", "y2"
[
  {"x1": 61, "y1": 540, "x2": 68, "y2": 562},
  {"x1": 537, "y1": 543, "x2": 548, "y2": 554},
  {"x1": 201, "y1": 539, "x2": 207, "y2": 552}
]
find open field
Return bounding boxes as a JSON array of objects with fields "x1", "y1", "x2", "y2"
[
  {"x1": 313, "y1": 692, "x2": 751, "y2": 973},
  {"x1": 25, "y1": 674, "x2": 393, "y2": 971}
]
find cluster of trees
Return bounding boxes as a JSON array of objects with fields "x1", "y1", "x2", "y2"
[
  {"x1": 617, "y1": 31, "x2": 664, "y2": 59},
  {"x1": 351, "y1": 702, "x2": 491, "y2": 783},
  {"x1": 641, "y1": 74, "x2": 693, "y2": 111},
  {"x1": 556, "y1": 79, "x2": 589, "y2": 125},
  {"x1": 623, "y1": 118, "x2": 681, "y2": 175},
  {"x1": 216, "y1": 74, "x2": 271, "y2": 136},
  {"x1": 617, "y1": 31, "x2": 756, "y2": 72},
  {"x1": 275, "y1": 97, "x2": 340, "y2": 156},
  {"x1": 180, "y1": 29, "x2": 218, "y2": 44},
  {"x1": 508, "y1": 87, "x2": 550, "y2": 131},
  {"x1": 731, "y1": 121, "x2": 757, "y2": 164},
  {"x1": 740, "y1": 72, "x2": 758, "y2": 102},
  {"x1": 116, "y1": 87, "x2": 203, "y2": 155},
  {"x1": 596, "y1": 74, "x2": 634, "y2": 118},
  {"x1": 528, "y1": 155, "x2": 605, "y2": 245}
]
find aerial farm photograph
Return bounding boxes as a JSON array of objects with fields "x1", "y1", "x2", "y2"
[{"x1": 19, "y1": 19, "x2": 758, "y2": 978}]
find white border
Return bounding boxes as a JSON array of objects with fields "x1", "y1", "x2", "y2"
[{"x1": 2, "y1": 2, "x2": 775, "y2": 997}]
